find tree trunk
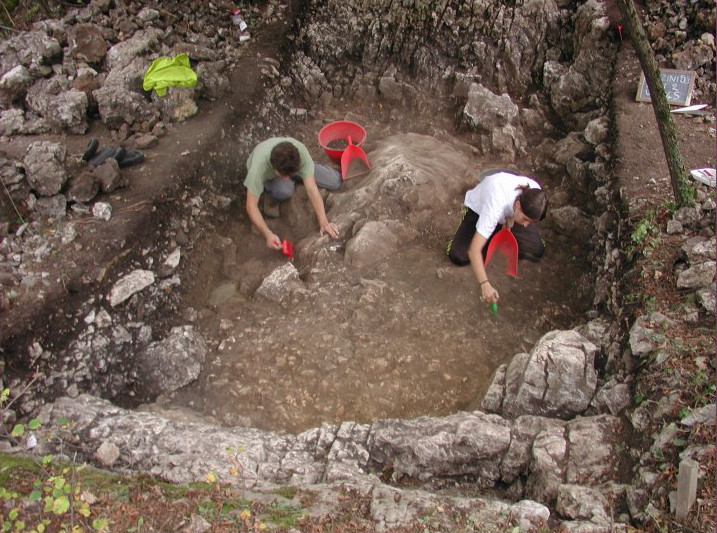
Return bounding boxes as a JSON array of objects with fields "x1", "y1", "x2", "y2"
[{"x1": 616, "y1": 0, "x2": 694, "y2": 207}]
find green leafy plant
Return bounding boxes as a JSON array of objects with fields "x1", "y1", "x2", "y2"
[
  {"x1": 126, "y1": 516, "x2": 144, "y2": 532},
  {"x1": 1, "y1": 387, "x2": 107, "y2": 533},
  {"x1": 1, "y1": 454, "x2": 107, "y2": 533},
  {"x1": 627, "y1": 208, "x2": 662, "y2": 259}
]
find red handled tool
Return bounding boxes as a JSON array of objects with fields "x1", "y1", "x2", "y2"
[{"x1": 281, "y1": 239, "x2": 293, "y2": 259}]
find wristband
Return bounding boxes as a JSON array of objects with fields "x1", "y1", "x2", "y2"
[{"x1": 480, "y1": 280, "x2": 489, "y2": 285}]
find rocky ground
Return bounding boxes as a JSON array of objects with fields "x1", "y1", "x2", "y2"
[{"x1": 0, "y1": 0, "x2": 715, "y2": 532}]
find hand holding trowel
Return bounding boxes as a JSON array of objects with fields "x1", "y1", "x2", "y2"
[
  {"x1": 483, "y1": 227, "x2": 519, "y2": 315},
  {"x1": 281, "y1": 239, "x2": 294, "y2": 259}
]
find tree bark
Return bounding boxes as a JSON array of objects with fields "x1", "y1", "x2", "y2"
[{"x1": 616, "y1": 0, "x2": 694, "y2": 207}]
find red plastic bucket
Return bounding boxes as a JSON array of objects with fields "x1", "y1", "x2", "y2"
[{"x1": 318, "y1": 121, "x2": 367, "y2": 161}]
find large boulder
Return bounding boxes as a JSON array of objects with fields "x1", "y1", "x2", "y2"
[
  {"x1": 136, "y1": 326, "x2": 208, "y2": 395},
  {"x1": 677, "y1": 261, "x2": 716, "y2": 290},
  {"x1": 367, "y1": 411, "x2": 512, "y2": 481},
  {"x1": 345, "y1": 220, "x2": 405, "y2": 269},
  {"x1": 66, "y1": 169, "x2": 100, "y2": 203},
  {"x1": 500, "y1": 415, "x2": 566, "y2": 483},
  {"x1": 462, "y1": 83, "x2": 520, "y2": 132},
  {"x1": 151, "y1": 86, "x2": 198, "y2": 122},
  {"x1": 256, "y1": 263, "x2": 302, "y2": 303},
  {"x1": 194, "y1": 61, "x2": 230, "y2": 101},
  {"x1": 525, "y1": 423, "x2": 566, "y2": 504},
  {"x1": 45, "y1": 90, "x2": 90, "y2": 134},
  {"x1": 500, "y1": 330, "x2": 599, "y2": 419},
  {"x1": 23, "y1": 76, "x2": 89, "y2": 133},
  {"x1": 0, "y1": 30, "x2": 61, "y2": 77},
  {"x1": 105, "y1": 28, "x2": 163, "y2": 70},
  {"x1": 0, "y1": 65, "x2": 33, "y2": 108},
  {"x1": 67, "y1": 23, "x2": 108, "y2": 64},
  {"x1": 547, "y1": 0, "x2": 617, "y2": 129},
  {"x1": 93, "y1": 85, "x2": 160, "y2": 129},
  {"x1": 23, "y1": 141, "x2": 69, "y2": 197},
  {"x1": 564, "y1": 415, "x2": 626, "y2": 485},
  {"x1": 547, "y1": 206, "x2": 594, "y2": 241}
]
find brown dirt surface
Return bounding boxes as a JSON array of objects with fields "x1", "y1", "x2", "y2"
[
  {"x1": 0, "y1": 16, "x2": 291, "y2": 365},
  {"x1": 2, "y1": 18, "x2": 714, "y2": 436},
  {"x1": 613, "y1": 44, "x2": 716, "y2": 219},
  {"x1": 2, "y1": 7, "x2": 595, "y2": 435}
]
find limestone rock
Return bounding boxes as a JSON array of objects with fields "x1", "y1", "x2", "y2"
[
  {"x1": 108, "y1": 269, "x2": 155, "y2": 306},
  {"x1": 501, "y1": 330, "x2": 598, "y2": 419},
  {"x1": 677, "y1": 261, "x2": 716, "y2": 289},
  {"x1": 462, "y1": 83, "x2": 519, "y2": 132},
  {"x1": 556, "y1": 484, "x2": 609, "y2": 523},
  {"x1": 547, "y1": 206, "x2": 593, "y2": 241},
  {"x1": 23, "y1": 141, "x2": 68, "y2": 197},
  {"x1": 345, "y1": 220, "x2": 403, "y2": 269},
  {"x1": 256, "y1": 263, "x2": 301, "y2": 302},
  {"x1": 136, "y1": 326, "x2": 208, "y2": 395},
  {"x1": 0, "y1": 30, "x2": 61, "y2": 77},
  {"x1": 66, "y1": 169, "x2": 100, "y2": 203},
  {"x1": 0, "y1": 65, "x2": 33, "y2": 108},
  {"x1": 67, "y1": 23, "x2": 108, "y2": 64},
  {"x1": 94, "y1": 441, "x2": 121, "y2": 467},
  {"x1": 367, "y1": 411, "x2": 511, "y2": 481},
  {"x1": 565, "y1": 415, "x2": 626, "y2": 485}
]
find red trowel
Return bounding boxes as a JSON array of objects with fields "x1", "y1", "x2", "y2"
[
  {"x1": 281, "y1": 239, "x2": 294, "y2": 259},
  {"x1": 484, "y1": 227, "x2": 518, "y2": 277},
  {"x1": 340, "y1": 136, "x2": 371, "y2": 180}
]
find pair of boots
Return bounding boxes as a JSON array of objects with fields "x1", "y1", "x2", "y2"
[{"x1": 82, "y1": 138, "x2": 145, "y2": 168}]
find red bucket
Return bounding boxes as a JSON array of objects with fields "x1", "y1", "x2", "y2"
[{"x1": 318, "y1": 121, "x2": 367, "y2": 162}]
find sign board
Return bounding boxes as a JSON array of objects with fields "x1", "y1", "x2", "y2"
[{"x1": 636, "y1": 68, "x2": 696, "y2": 106}]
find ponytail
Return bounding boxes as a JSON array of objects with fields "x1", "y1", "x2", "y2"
[{"x1": 516, "y1": 185, "x2": 548, "y2": 221}]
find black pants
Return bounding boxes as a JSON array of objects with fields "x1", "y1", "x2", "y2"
[{"x1": 446, "y1": 207, "x2": 545, "y2": 266}]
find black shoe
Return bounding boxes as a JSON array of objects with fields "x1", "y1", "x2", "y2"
[
  {"x1": 89, "y1": 146, "x2": 126, "y2": 167},
  {"x1": 82, "y1": 138, "x2": 99, "y2": 161},
  {"x1": 117, "y1": 150, "x2": 145, "y2": 168}
]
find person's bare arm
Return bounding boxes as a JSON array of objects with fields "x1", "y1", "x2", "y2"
[
  {"x1": 468, "y1": 232, "x2": 499, "y2": 303},
  {"x1": 304, "y1": 176, "x2": 339, "y2": 238},
  {"x1": 245, "y1": 191, "x2": 281, "y2": 249}
]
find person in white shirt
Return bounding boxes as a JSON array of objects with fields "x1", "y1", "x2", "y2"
[{"x1": 446, "y1": 169, "x2": 548, "y2": 305}]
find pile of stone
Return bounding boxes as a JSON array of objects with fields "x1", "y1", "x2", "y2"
[
  {"x1": 642, "y1": 0, "x2": 716, "y2": 99},
  {"x1": 0, "y1": 0, "x2": 266, "y2": 226}
]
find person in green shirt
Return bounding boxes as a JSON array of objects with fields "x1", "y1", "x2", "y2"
[{"x1": 244, "y1": 138, "x2": 341, "y2": 249}]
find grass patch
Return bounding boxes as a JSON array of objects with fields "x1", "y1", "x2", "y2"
[
  {"x1": 271, "y1": 485, "x2": 298, "y2": 500},
  {"x1": 261, "y1": 501, "x2": 306, "y2": 529}
]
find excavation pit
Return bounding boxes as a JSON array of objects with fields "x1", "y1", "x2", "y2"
[
  {"x1": 144, "y1": 125, "x2": 593, "y2": 434},
  {"x1": 1, "y1": 1, "x2": 715, "y2": 528}
]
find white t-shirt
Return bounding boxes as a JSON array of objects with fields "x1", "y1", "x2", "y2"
[{"x1": 464, "y1": 172, "x2": 541, "y2": 238}]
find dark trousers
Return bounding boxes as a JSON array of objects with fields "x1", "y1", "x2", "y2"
[
  {"x1": 263, "y1": 163, "x2": 341, "y2": 201},
  {"x1": 446, "y1": 207, "x2": 545, "y2": 266}
]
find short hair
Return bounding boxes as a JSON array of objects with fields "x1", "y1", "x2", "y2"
[
  {"x1": 517, "y1": 185, "x2": 548, "y2": 221},
  {"x1": 270, "y1": 142, "x2": 301, "y2": 176}
]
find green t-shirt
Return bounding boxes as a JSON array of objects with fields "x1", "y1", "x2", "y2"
[{"x1": 243, "y1": 137, "x2": 315, "y2": 197}]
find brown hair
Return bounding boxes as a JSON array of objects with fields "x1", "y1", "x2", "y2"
[
  {"x1": 516, "y1": 185, "x2": 548, "y2": 221},
  {"x1": 270, "y1": 141, "x2": 301, "y2": 176}
]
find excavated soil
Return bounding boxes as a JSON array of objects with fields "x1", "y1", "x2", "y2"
[
  {"x1": 1, "y1": 16, "x2": 713, "y2": 436},
  {"x1": 144, "y1": 107, "x2": 595, "y2": 433}
]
